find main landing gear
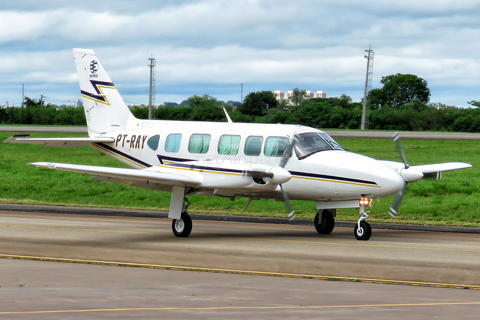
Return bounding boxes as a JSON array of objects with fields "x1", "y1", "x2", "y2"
[
  {"x1": 314, "y1": 209, "x2": 335, "y2": 235},
  {"x1": 172, "y1": 211, "x2": 192, "y2": 237},
  {"x1": 354, "y1": 198, "x2": 372, "y2": 241},
  {"x1": 170, "y1": 188, "x2": 194, "y2": 237}
]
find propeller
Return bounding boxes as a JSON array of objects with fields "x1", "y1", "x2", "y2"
[
  {"x1": 278, "y1": 136, "x2": 298, "y2": 220},
  {"x1": 389, "y1": 133, "x2": 424, "y2": 217},
  {"x1": 242, "y1": 136, "x2": 297, "y2": 220}
]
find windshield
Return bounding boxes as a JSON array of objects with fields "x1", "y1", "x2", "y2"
[{"x1": 295, "y1": 132, "x2": 343, "y2": 159}]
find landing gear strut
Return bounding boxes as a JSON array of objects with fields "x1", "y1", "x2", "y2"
[
  {"x1": 314, "y1": 209, "x2": 335, "y2": 234},
  {"x1": 354, "y1": 200, "x2": 372, "y2": 241},
  {"x1": 171, "y1": 194, "x2": 193, "y2": 237}
]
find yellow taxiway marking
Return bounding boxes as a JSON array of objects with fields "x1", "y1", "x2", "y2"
[
  {"x1": 245, "y1": 237, "x2": 480, "y2": 253},
  {"x1": 0, "y1": 223, "x2": 167, "y2": 235},
  {"x1": 1, "y1": 302, "x2": 480, "y2": 315},
  {"x1": 0, "y1": 253, "x2": 479, "y2": 290}
]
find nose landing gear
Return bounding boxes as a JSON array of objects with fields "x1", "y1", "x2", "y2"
[{"x1": 355, "y1": 198, "x2": 372, "y2": 241}]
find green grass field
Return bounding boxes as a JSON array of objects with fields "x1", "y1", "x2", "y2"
[{"x1": 1, "y1": 131, "x2": 479, "y2": 226}]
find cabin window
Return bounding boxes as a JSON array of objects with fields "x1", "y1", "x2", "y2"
[
  {"x1": 188, "y1": 134, "x2": 211, "y2": 154},
  {"x1": 264, "y1": 136, "x2": 290, "y2": 157},
  {"x1": 244, "y1": 136, "x2": 263, "y2": 156},
  {"x1": 165, "y1": 133, "x2": 182, "y2": 153},
  {"x1": 147, "y1": 135, "x2": 160, "y2": 151},
  {"x1": 218, "y1": 135, "x2": 240, "y2": 155}
]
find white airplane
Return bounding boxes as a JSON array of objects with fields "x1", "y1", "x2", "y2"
[{"x1": 4, "y1": 48, "x2": 472, "y2": 241}]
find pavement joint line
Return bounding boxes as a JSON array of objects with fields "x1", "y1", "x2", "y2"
[
  {"x1": 0, "y1": 253, "x2": 479, "y2": 290},
  {"x1": 0, "y1": 223, "x2": 167, "y2": 235},
  {"x1": 2, "y1": 222, "x2": 480, "y2": 254},
  {"x1": 2, "y1": 302, "x2": 480, "y2": 315}
]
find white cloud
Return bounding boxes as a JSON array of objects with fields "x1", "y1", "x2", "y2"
[{"x1": 1, "y1": 0, "x2": 480, "y2": 108}]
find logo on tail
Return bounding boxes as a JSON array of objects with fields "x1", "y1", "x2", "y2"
[
  {"x1": 81, "y1": 80, "x2": 116, "y2": 105},
  {"x1": 89, "y1": 60, "x2": 99, "y2": 78}
]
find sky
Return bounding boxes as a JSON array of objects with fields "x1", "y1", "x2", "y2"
[{"x1": 1, "y1": 0, "x2": 480, "y2": 108}]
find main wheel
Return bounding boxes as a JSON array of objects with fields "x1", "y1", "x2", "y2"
[
  {"x1": 172, "y1": 211, "x2": 192, "y2": 237},
  {"x1": 354, "y1": 220, "x2": 372, "y2": 241},
  {"x1": 314, "y1": 210, "x2": 335, "y2": 234}
]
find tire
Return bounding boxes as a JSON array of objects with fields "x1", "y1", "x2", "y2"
[
  {"x1": 172, "y1": 211, "x2": 192, "y2": 237},
  {"x1": 314, "y1": 210, "x2": 335, "y2": 234},
  {"x1": 354, "y1": 220, "x2": 372, "y2": 241}
]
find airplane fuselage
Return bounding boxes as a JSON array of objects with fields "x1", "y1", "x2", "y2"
[{"x1": 91, "y1": 119, "x2": 404, "y2": 205}]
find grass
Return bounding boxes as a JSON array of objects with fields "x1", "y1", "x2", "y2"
[{"x1": 1, "y1": 131, "x2": 479, "y2": 226}]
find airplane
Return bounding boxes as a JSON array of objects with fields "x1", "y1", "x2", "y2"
[{"x1": 4, "y1": 48, "x2": 472, "y2": 241}]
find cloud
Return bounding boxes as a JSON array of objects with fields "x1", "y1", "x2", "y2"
[{"x1": 1, "y1": 0, "x2": 480, "y2": 108}]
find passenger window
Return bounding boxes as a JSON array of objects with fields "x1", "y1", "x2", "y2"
[
  {"x1": 147, "y1": 135, "x2": 160, "y2": 151},
  {"x1": 165, "y1": 134, "x2": 181, "y2": 153},
  {"x1": 245, "y1": 136, "x2": 263, "y2": 156},
  {"x1": 218, "y1": 135, "x2": 241, "y2": 155},
  {"x1": 264, "y1": 137, "x2": 290, "y2": 157},
  {"x1": 188, "y1": 134, "x2": 211, "y2": 154}
]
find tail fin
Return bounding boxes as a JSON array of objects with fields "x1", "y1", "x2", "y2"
[{"x1": 73, "y1": 48, "x2": 137, "y2": 136}]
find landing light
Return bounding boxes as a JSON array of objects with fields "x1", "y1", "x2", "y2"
[{"x1": 359, "y1": 197, "x2": 372, "y2": 207}]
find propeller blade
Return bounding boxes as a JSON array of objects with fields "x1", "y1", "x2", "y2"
[
  {"x1": 389, "y1": 181, "x2": 408, "y2": 217},
  {"x1": 280, "y1": 184, "x2": 295, "y2": 221},
  {"x1": 279, "y1": 136, "x2": 298, "y2": 168},
  {"x1": 393, "y1": 132, "x2": 409, "y2": 169}
]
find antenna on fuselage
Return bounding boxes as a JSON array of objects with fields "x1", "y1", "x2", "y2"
[{"x1": 223, "y1": 107, "x2": 233, "y2": 123}]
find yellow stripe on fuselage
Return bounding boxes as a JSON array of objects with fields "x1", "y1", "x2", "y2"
[{"x1": 292, "y1": 175, "x2": 381, "y2": 188}]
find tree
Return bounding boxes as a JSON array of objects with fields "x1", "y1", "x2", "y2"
[
  {"x1": 288, "y1": 88, "x2": 308, "y2": 110},
  {"x1": 237, "y1": 91, "x2": 278, "y2": 116},
  {"x1": 370, "y1": 73, "x2": 430, "y2": 109},
  {"x1": 186, "y1": 94, "x2": 222, "y2": 109},
  {"x1": 468, "y1": 100, "x2": 480, "y2": 108}
]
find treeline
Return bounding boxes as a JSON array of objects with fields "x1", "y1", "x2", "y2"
[
  {"x1": 134, "y1": 94, "x2": 480, "y2": 132},
  {"x1": 2, "y1": 93, "x2": 480, "y2": 132},
  {"x1": 0, "y1": 105, "x2": 86, "y2": 125}
]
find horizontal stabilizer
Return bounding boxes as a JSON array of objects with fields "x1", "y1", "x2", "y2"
[
  {"x1": 29, "y1": 162, "x2": 201, "y2": 187},
  {"x1": 4, "y1": 134, "x2": 115, "y2": 147}
]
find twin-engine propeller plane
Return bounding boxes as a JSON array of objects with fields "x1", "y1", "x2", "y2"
[{"x1": 4, "y1": 48, "x2": 472, "y2": 240}]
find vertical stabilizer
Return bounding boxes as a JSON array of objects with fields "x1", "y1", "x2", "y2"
[{"x1": 73, "y1": 48, "x2": 136, "y2": 136}]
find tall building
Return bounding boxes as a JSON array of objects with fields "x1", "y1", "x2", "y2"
[{"x1": 274, "y1": 90, "x2": 326, "y2": 102}]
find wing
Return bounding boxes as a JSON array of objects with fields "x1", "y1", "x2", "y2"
[
  {"x1": 4, "y1": 134, "x2": 114, "y2": 147},
  {"x1": 411, "y1": 162, "x2": 472, "y2": 174},
  {"x1": 379, "y1": 160, "x2": 471, "y2": 179},
  {"x1": 30, "y1": 162, "x2": 201, "y2": 188}
]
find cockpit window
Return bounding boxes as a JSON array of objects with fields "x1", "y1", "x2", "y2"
[
  {"x1": 319, "y1": 132, "x2": 343, "y2": 150},
  {"x1": 295, "y1": 132, "x2": 343, "y2": 159}
]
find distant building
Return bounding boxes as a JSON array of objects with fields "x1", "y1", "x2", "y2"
[
  {"x1": 226, "y1": 100, "x2": 241, "y2": 108},
  {"x1": 274, "y1": 90, "x2": 326, "y2": 102},
  {"x1": 73, "y1": 99, "x2": 83, "y2": 108}
]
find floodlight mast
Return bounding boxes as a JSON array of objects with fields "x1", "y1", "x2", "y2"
[
  {"x1": 361, "y1": 45, "x2": 374, "y2": 130},
  {"x1": 148, "y1": 55, "x2": 156, "y2": 120}
]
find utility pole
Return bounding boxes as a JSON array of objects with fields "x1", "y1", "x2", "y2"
[
  {"x1": 361, "y1": 45, "x2": 374, "y2": 130},
  {"x1": 241, "y1": 83, "x2": 243, "y2": 103},
  {"x1": 22, "y1": 84, "x2": 24, "y2": 108},
  {"x1": 148, "y1": 55, "x2": 156, "y2": 120}
]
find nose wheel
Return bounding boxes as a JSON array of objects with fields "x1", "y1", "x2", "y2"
[
  {"x1": 355, "y1": 200, "x2": 372, "y2": 241},
  {"x1": 354, "y1": 220, "x2": 371, "y2": 240}
]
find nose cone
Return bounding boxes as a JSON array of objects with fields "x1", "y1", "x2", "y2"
[{"x1": 269, "y1": 166, "x2": 292, "y2": 184}]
